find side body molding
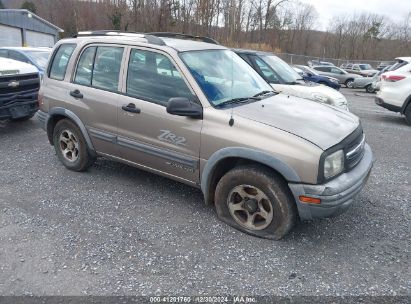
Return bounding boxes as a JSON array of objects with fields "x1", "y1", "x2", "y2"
[
  {"x1": 200, "y1": 147, "x2": 301, "y2": 204},
  {"x1": 47, "y1": 107, "x2": 96, "y2": 156}
]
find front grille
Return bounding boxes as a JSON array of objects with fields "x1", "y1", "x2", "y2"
[
  {"x1": 345, "y1": 133, "x2": 365, "y2": 170},
  {"x1": 0, "y1": 73, "x2": 40, "y2": 106}
]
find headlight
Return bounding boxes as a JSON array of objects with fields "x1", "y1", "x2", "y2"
[
  {"x1": 324, "y1": 150, "x2": 344, "y2": 179},
  {"x1": 311, "y1": 93, "x2": 328, "y2": 103}
]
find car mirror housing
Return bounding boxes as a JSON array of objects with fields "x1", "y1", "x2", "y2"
[{"x1": 167, "y1": 97, "x2": 203, "y2": 119}]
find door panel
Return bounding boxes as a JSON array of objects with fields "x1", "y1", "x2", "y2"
[
  {"x1": 117, "y1": 48, "x2": 202, "y2": 184},
  {"x1": 66, "y1": 45, "x2": 125, "y2": 156}
]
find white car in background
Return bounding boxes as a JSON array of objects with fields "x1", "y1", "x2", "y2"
[{"x1": 375, "y1": 57, "x2": 411, "y2": 125}]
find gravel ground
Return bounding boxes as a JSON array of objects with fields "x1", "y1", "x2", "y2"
[{"x1": 0, "y1": 88, "x2": 410, "y2": 297}]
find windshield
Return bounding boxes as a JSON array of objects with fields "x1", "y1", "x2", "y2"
[
  {"x1": 25, "y1": 51, "x2": 51, "y2": 69},
  {"x1": 180, "y1": 50, "x2": 272, "y2": 107},
  {"x1": 359, "y1": 64, "x2": 372, "y2": 70},
  {"x1": 260, "y1": 55, "x2": 301, "y2": 84}
]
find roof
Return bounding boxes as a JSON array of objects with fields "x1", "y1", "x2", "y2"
[
  {"x1": 0, "y1": 9, "x2": 63, "y2": 32},
  {"x1": 63, "y1": 34, "x2": 227, "y2": 52},
  {"x1": 162, "y1": 38, "x2": 226, "y2": 52}
]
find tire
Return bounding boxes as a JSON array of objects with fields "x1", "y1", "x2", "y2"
[
  {"x1": 214, "y1": 165, "x2": 297, "y2": 240},
  {"x1": 345, "y1": 79, "x2": 354, "y2": 88},
  {"x1": 405, "y1": 104, "x2": 411, "y2": 126},
  {"x1": 52, "y1": 119, "x2": 95, "y2": 171},
  {"x1": 11, "y1": 112, "x2": 35, "y2": 121},
  {"x1": 365, "y1": 84, "x2": 375, "y2": 93}
]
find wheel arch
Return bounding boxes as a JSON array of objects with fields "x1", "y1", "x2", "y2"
[
  {"x1": 46, "y1": 107, "x2": 96, "y2": 156},
  {"x1": 200, "y1": 147, "x2": 301, "y2": 205}
]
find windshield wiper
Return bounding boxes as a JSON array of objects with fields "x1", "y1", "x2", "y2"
[
  {"x1": 215, "y1": 97, "x2": 260, "y2": 108},
  {"x1": 253, "y1": 90, "x2": 276, "y2": 97}
]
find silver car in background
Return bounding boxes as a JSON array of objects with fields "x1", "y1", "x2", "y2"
[{"x1": 313, "y1": 66, "x2": 362, "y2": 88}]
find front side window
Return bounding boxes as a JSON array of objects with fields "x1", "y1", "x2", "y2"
[
  {"x1": 49, "y1": 44, "x2": 76, "y2": 80},
  {"x1": 126, "y1": 49, "x2": 192, "y2": 105},
  {"x1": 180, "y1": 50, "x2": 271, "y2": 106},
  {"x1": 74, "y1": 46, "x2": 124, "y2": 92},
  {"x1": 252, "y1": 56, "x2": 281, "y2": 84},
  {"x1": 258, "y1": 55, "x2": 301, "y2": 84}
]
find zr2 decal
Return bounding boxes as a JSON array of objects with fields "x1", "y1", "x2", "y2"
[{"x1": 158, "y1": 130, "x2": 187, "y2": 146}]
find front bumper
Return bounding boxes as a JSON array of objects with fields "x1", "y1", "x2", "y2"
[
  {"x1": 289, "y1": 143, "x2": 374, "y2": 221},
  {"x1": 0, "y1": 100, "x2": 38, "y2": 120}
]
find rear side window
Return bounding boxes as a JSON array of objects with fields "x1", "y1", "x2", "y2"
[
  {"x1": 49, "y1": 44, "x2": 76, "y2": 80},
  {"x1": 74, "y1": 46, "x2": 124, "y2": 92},
  {"x1": 126, "y1": 49, "x2": 192, "y2": 106}
]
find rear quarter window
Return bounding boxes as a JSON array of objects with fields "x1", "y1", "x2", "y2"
[{"x1": 49, "y1": 44, "x2": 76, "y2": 81}]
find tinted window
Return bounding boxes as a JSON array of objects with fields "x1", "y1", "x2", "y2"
[
  {"x1": 74, "y1": 46, "x2": 124, "y2": 92},
  {"x1": 49, "y1": 44, "x2": 76, "y2": 80},
  {"x1": 127, "y1": 49, "x2": 192, "y2": 105},
  {"x1": 93, "y1": 47, "x2": 124, "y2": 91},
  {"x1": 0, "y1": 50, "x2": 9, "y2": 58},
  {"x1": 253, "y1": 56, "x2": 281, "y2": 83},
  {"x1": 74, "y1": 46, "x2": 96, "y2": 86}
]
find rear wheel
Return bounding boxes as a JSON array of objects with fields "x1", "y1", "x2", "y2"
[
  {"x1": 365, "y1": 84, "x2": 375, "y2": 93},
  {"x1": 214, "y1": 165, "x2": 296, "y2": 240},
  {"x1": 405, "y1": 104, "x2": 411, "y2": 126},
  {"x1": 52, "y1": 119, "x2": 95, "y2": 171},
  {"x1": 345, "y1": 79, "x2": 354, "y2": 88}
]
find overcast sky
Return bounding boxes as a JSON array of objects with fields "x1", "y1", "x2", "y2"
[{"x1": 298, "y1": 0, "x2": 411, "y2": 29}]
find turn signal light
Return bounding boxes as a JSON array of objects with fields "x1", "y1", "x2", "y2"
[{"x1": 299, "y1": 196, "x2": 321, "y2": 204}]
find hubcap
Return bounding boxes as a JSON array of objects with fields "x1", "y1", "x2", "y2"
[
  {"x1": 227, "y1": 185, "x2": 274, "y2": 231},
  {"x1": 59, "y1": 129, "x2": 79, "y2": 162}
]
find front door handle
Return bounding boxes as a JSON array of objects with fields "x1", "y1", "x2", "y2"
[
  {"x1": 122, "y1": 103, "x2": 141, "y2": 114},
  {"x1": 70, "y1": 89, "x2": 83, "y2": 99}
]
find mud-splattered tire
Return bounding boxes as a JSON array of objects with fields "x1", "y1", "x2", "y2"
[
  {"x1": 53, "y1": 119, "x2": 95, "y2": 171},
  {"x1": 214, "y1": 165, "x2": 297, "y2": 240}
]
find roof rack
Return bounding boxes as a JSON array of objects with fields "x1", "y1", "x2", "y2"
[
  {"x1": 74, "y1": 30, "x2": 166, "y2": 46},
  {"x1": 147, "y1": 32, "x2": 219, "y2": 45}
]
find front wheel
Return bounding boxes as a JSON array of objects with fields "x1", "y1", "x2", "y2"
[
  {"x1": 345, "y1": 79, "x2": 354, "y2": 88},
  {"x1": 365, "y1": 84, "x2": 375, "y2": 93},
  {"x1": 52, "y1": 119, "x2": 95, "y2": 171},
  {"x1": 214, "y1": 165, "x2": 297, "y2": 240}
]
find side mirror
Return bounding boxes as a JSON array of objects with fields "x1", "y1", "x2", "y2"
[{"x1": 167, "y1": 97, "x2": 203, "y2": 119}]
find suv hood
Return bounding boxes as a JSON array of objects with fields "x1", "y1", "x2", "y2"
[
  {"x1": 233, "y1": 94, "x2": 359, "y2": 150},
  {"x1": 0, "y1": 57, "x2": 38, "y2": 76}
]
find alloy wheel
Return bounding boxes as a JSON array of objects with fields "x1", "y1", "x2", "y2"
[{"x1": 227, "y1": 185, "x2": 274, "y2": 230}]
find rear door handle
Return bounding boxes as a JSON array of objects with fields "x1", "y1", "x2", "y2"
[
  {"x1": 70, "y1": 89, "x2": 83, "y2": 99},
  {"x1": 122, "y1": 103, "x2": 141, "y2": 114}
]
